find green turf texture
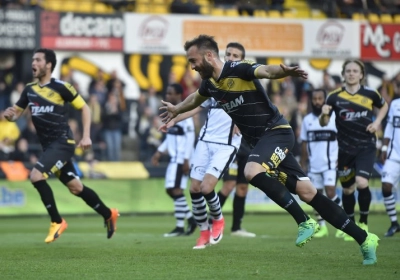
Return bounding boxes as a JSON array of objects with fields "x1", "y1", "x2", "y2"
[{"x1": 0, "y1": 214, "x2": 399, "y2": 280}]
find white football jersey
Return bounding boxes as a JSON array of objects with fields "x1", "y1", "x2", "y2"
[
  {"x1": 300, "y1": 112, "x2": 338, "y2": 173},
  {"x1": 384, "y1": 98, "x2": 400, "y2": 162},
  {"x1": 158, "y1": 117, "x2": 195, "y2": 164},
  {"x1": 198, "y1": 98, "x2": 241, "y2": 149}
]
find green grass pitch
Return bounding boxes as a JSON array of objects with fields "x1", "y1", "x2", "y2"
[{"x1": 0, "y1": 214, "x2": 399, "y2": 280}]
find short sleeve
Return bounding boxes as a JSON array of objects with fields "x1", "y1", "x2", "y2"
[
  {"x1": 197, "y1": 80, "x2": 211, "y2": 97},
  {"x1": 200, "y1": 99, "x2": 212, "y2": 108},
  {"x1": 230, "y1": 60, "x2": 260, "y2": 81},
  {"x1": 372, "y1": 89, "x2": 385, "y2": 109},
  {"x1": 15, "y1": 87, "x2": 29, "y2": 110},
  {"x1": 60, "y1": 82, "x2": 86, "y2": 109}
]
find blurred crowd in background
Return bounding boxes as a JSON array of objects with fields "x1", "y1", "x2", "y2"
[
  {"x1": 0, "y1": 0, "x2": 400, "y2": 165},
  {"x1": 1, "y1": 63, "x2": 400, "y2": 164}
]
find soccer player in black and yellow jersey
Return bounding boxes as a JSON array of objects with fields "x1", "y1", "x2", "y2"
[
  {"x1": 160, "y1": 35, "x2": 379, "y2": 265},
  {"x1": 4, "y1": 48, "x2": 119, "y2": 243},
  {"x1": 320, "y1": 60, "x2": 388, "y2": 242}
]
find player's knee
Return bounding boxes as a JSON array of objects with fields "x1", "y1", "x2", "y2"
[
  {"x1": 382, "y1": 182, "x2": 393, "y2": 195},
  {"x1": 244, "y1": 162, "x2": 265, "y2": 182},
  {"x1": 296, "y1": 180, "x2": 317, "y2": 203},
  {"x1": 324, "y1": 186, "x2": 336, "y2": 199},
  {"x1": 190, "y1": 180, "x2": 202, "y2": 193},
  {"x1": 66, "y1": 179, "x2": 83, "y2": 195},
  {"x1": 355, "y1": 176, "x2": 369, "y2": 189},
  {"x1": 342, "y1": 184, "x2": 355, "y2": 195},
  {"x1": 166, "y1": 187, "x2": 182, "y2": 197},
  {"x1": 29, "y1": 169, "x2": 45, "y2": 183},
  {"x1": 221, "y1": 181, "x2": 235, "y2": 195},
  {"x1": 235, "y1": 183, "x2": 248, "y2": 197}
]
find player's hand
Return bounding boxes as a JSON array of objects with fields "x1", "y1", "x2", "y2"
[
  {"x1": 232, "y1": 125, "x2": 241, "y2": 136},
  {"x1": 321, "y1": 105, "x2": 332, "y2": 115},
  {"x1": 151, "y1": 153, "x2": 160, "y2": 166},
  {"x1": 158, "y1": 119, "x2": 176, "y2": 132},
  {"x1": 366, "y1": 121, "x2": 379, "y2": 133},
  {"x1": 159, "y1": 100, "x2": 178, "y2": 124},
  {"x1": 78, "y1": 136, "x2": 92, "y2": 151},
  {"x1": 4, "y1": 107, "x2": 16, "y2": 121},
  {"x1": 182, "y1": 159, "x2": 190, "y2": 175},
  {"x1": 280, "y1": 64, "x2": 308, "y2": 80}
]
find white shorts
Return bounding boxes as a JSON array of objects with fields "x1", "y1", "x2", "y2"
[
  {"x1": 190, "y1": 141, "x2": 237, "y2": 181},
  {"x1": 308, "y1": 169, "x2": 337, "y2": 190},
  {"x1": 382, "y1": 159, "x2": 400, "y2": 186},
  {"x1": 165, "y1": 162, "x2": 188, "y2": 189}
]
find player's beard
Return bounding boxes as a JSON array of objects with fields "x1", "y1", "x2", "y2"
[
  {"x1": 198, "y1": 58, "x2": 214, "y2": 79},
  {"x1": 34, "y1": 67, "x2": 46, "y2": 79},
  {"x1": 311, "y1": 103, "x2": 322, "y2": 116}
]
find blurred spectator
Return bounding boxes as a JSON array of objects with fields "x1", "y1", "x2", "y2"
[
  {"x1": 89, "y1": 80, "x2": 108, "y2": 106},
  {"x1": 19, "y1": 117, "x2": 39, "y2": 145},
  {"x1": 321, "y1": 70, "x2": 337, "y2": 92},
  {"x1": 269, "y1": 0, "x2": 285, "y2": 12},
  {"x1": 236, "y1": 0, "x2": 259, "y2": 16},
  {"x1": 0, "y1": 80, "x2": 9, "y2": 111},
  {"x1": 102, "y1": 93, "x2": 123, "y2": 161},
  {"x1": 135, "y1": 93, "x2": 154, "y2": 160},
  {"x1": 0, "y1": 110, "x2": 20, "y2": 160},
  {"x1": 170, "y1": 0, "x2": 200, "y2": 14},
  {"x1": 180, "y1": 68, "x2": 200, "y2": 100},
  {"x1": 10, "y1": 138, "x2": 37, "y2": 164},
  {"x1": 378, "y1": 74, "x2": 397, "y2": 104},
  {"x1": 267, "y1": 79, "x2": 283, "y2": 99},
  {"x1": 380, "y1": 0, "x2": 400, "y2": 14},
  {"x1": 146, "y1": 86, "x2": 160, "y2": 116},
  {"x1": 109, "y1": 78, "x2": 127, "y2": 111},
  {"x1": 145, "y1": 116, "x2": 164, "y2": 158},
  {"x1": 9, "y1": 82, "x2": 24, "y2": 106},
  {"x1": 68, "y1": 119, "x2": 84, "y2": 161},
  {"x1": 336, "y1": 0, "x2": 365, "y2": 17},
  {"x1": 337, "y1": 0, "x2": 381, "y2": 18}
]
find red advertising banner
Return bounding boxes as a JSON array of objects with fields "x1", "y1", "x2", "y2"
[
  {"x1": 40, "y1": 11, "x2": 124, "y2": 51},
  {"x1": 361, "y1": 23, "x2": 400, "y2": 60}
]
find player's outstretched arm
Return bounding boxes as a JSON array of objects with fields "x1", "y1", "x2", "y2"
[
  {"x1": 158, "y1": 106, "x2": 203, "y2": 132},
  {"x1": 159, "y1": 91, "x2": 208, "y2": 124},
  {"x1": 255, "y1": 64, "x2": 308, "y2": 80},
  {"x1": 4, "y1": 105, "x2": 24, "y2": 122}
]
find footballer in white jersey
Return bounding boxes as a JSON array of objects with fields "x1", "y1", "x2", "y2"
[
  {"x1": 191, "y1": 98, "x2": 242, "y2": 181},
  {"x1": 381, "y1": 98, "x2": 400, "y2": 237},
  {"x1": 151, "y1": 84, "x2": 197, "y2": 237},
  {"x1": 300, "y1": 89, "x2": 342, "y2": 238}
]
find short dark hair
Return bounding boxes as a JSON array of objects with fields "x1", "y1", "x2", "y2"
[
  {"x1": 226, "y1": 42, "x2": 246, "y2": 59},
  {"x1": 184, "y1": 34, "x2": 219, "y2": 55},
  {"x1": 311, "y1": 88, "x2": 326, "y2": 98},
  {"x1": 34, "y1": 48, "x2": 57, "y2": 73},
  {"x1": 169, "y1": 83, "x2": 183, "y2": 94}
]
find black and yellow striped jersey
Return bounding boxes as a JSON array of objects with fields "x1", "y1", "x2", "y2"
[
  {"x1": 16, "y1": 78, "x2": 86, "y2": 148},
  {"x1": 197, "y1": 60, "x2": 287, "y2": 148},
  {"x1": 326, "y1": 85, "x2": 385, "y2": 150}
]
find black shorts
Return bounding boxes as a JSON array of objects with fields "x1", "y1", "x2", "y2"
[
  {"x1": 35, "y1": 138, "x2": 78, "y2": 184},
  {"x1": 223, "y1": 152, "x2": 248, "y2": 184},
  {"x1": 338, "y1": 147, "x2": 376, "y2": 188},
  {"x1": 248, "y1": 128, "x2": 307, "y2": 194}
]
